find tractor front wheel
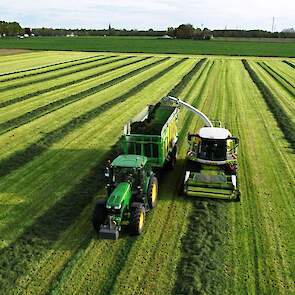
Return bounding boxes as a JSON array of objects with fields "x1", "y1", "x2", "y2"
[
  {"x1": 130, "y1": 204, "x2": 145, "y2": 235},
  {"x1": 92, "y1": 200, "x2": 107, "y2": 231},
  {"x1": 147, "y1": 176, "x2": 158, "y2": 209}
]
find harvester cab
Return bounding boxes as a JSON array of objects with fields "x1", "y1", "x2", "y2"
[
  {"x1": 162, "y1": 96, "x2": 240, "y2": 200},
  {"x1": 92, "y1": 155, "x2": 158, "y2": 240}
]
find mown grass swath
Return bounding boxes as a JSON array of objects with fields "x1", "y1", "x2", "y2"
[
  {"x1": 0, "y1": 55, "x2": 106, "y2": 82},
  {"x1": 282, "y1": 60, "x2": 295, "y2": 69},
  {"x1": 257, "y1": 62, "x2": 295, "y2": 96},
  {"x1": 0, "y1": 57, "x2": 166, "y2": 134},
  {"x1": 242, "y1": 59, "x2": 295, "y2": 150},
  {"x1": 0, "y1": 56, "x2": 152, "y2": 109},
  {"x1": 0, "y1": 54, "x2": 100, "y2": 78},
  {"x1": 0, "y1": 55, "x2": 126, "y2": 92},
  {"x1": 168, "y1": 58, "x2": 206, "y2": 96},
  {"x1": 0, "y1": 57, "x2": 193, "y2": 293},
  {"x1": 172, "y1": 61, "x2": 228, "y2": 294},
  {"x1": 0, "y1": 58, "x2": 184, "y2": 177}
]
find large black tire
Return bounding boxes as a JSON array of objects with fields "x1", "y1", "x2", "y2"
[
  {"x1": 147, "y1": 176, "x2": 158, "y2": 209},
  {"x1": 129, "y1": 204, "x2": 145, "y2": 235},
  {"x1": 92, "y1": 200, "x2": 107, "y2": 231}
]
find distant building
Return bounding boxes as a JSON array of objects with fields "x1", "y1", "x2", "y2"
[{"x1": 24, "y1": 28, "x2": 33, "y2": 36}]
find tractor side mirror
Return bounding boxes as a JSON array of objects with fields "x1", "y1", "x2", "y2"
[{"x1": 187, "y1": 133, "x2": 199, "y2": 141}]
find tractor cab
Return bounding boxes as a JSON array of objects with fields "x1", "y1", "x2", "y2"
[
  {"x1": 188, "y1": 127, "x2": 239, "y2": 165},
  {"x1": 105, "y1": 154, "x2": 151, "y2": 196}
]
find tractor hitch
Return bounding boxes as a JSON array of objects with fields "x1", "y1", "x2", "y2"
[{"x1": 99, "y1": 216, "x2": 120, "y2": 240}]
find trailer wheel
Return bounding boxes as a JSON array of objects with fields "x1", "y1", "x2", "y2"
[
  {"x1": 147, "y1": 176, "x2": 158, "y2": 209},
  {"x1": 92, "y1": 200, "x2": 107, "y2": 231},
  {"x1": 130, "y1": 204, "x2": 145, "y2": 235}
]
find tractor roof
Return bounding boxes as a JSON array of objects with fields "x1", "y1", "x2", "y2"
[
  {"x1": 199, "y1": 127, "x2": 231, "y2": 140},
  {"x1": 112, "y1": 155, "x2": 147, "y2": 168}
]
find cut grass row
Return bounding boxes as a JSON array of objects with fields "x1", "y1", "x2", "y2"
[
  {"x1": 257, "y1": 62, "x2": 295, "y2": 95},
  {"x1": 242, "y1": 59, "x2": 295, "y2": 150},
  {"x1": 0, "y1": 51, "x2": 99, "y2": 74},
  {"x1": 0, "y1": 56, "x2": 146, "y2": 108},
  {"x1": 282, "y1": 60, "x2": 295, "y2": 69},
  {"x1": 253, "y1": 62, "x2": 295, "y2": 120},
  {"x1": 0, "y1": 55, "x2": 121, "y2": 92},
  {"x1": 0, "y1": 56, "x2": 164, "y2": 133},
  {"x1": 0, "y1": 57, "x2": 197, "y2": 294},
  {"x1": 0, "y1": 54, "x2": 103, "y2": 81}
]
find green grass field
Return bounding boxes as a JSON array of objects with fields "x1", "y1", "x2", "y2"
[
  {"x1": 1, "y1": 36, "x2": 295, "y2": 57},
  {"x1": 0, "y1": 51, "x2": 294, "y2": 294}
]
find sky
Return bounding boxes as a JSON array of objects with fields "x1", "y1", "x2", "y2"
[{"x1": 0, "y1": 0, "x2": 294, "y2": 31}]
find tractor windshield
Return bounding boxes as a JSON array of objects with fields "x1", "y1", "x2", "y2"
[
  {"x1": 113, "y1": 167, "x2": 136, "y2": 183},
  {"x1": 198, "y1": 139, "x2": 227, "y2": 161}
]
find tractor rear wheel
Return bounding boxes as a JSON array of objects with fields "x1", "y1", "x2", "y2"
[
  {"x1": 129, "y1": 204, "x2": 145, "y2": 235},
  {"x1": 92, "y1": 200, "x2": 107, "y2": 231},
  {"x1": 147, "y1": 176, "x2": 158, "y2": 209}
]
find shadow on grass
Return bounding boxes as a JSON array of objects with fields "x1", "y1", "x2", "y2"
[{"x1": 0, "y1": 145, "x2": 121, "y2": 292}]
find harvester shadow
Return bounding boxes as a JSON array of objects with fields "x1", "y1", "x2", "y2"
[{"x1": 0, "y1": 146, "x2": 122, "y2": 290}]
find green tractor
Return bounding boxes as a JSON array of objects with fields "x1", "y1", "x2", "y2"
[
  {"x1": 92, "y1": 155, "x2": 158, "y2": 240},
  {"x1": 92, "y1": 103, "x2": 179, "y2": 239}
]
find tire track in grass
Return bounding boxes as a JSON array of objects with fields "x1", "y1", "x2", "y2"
[
  {"x1": 0, "y1": 56, "x2": 152, "y2": 109},
  {"x1": 0, "y1": 54, "x2": 101, "y2": 78},
  {"x1": 0, "y1": 58, "x2": 192, "y2": 294},
  {"x1": 282, "y1": 60, "x2": 295, "y2": 69},
  {"x1": 0, "y1": 56, "x2": 161, "y2": 133},
  {"x1": 0, "y1": 55, "x2": 127, "y2": 92},
  {"x1": 242, "y1": 59, "x2": 295, "y2": 151},
  {"x1": 0, "y1": 54, "x2": 105, "y2": 81},
  {"x1": 0, "y1": 58, "x2": 184, "y2": 178}
]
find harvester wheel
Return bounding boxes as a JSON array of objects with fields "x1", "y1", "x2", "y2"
[
  {"x1": 130, "y1": 204, "x2": 145, "y2": 235},
  {"x1": 92, "y1": 200, "x2": 107, "y2": 232},
  {"x1": 147, "y1": 176, "x2": 158, "y2": 209},
  {"x1": 234, "y1": 190, "x2": 241, "y2": 202}
]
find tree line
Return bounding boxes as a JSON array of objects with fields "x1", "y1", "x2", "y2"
[
  {"x1": 0, "y1": 21, "x2": 22, "y2": 36},
  {"x1": 1, "y1": 20, "x2": 294, "y2": 39},
  {"x1": 168, "y1": 24, "x2": 295, "y2": 39}
]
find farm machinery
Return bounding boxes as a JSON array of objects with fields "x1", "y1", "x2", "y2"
[
  {"x1": 162, "y1": 96, "x2": 240, "y2": 200},
  {"x1": 92, "y1": 103, "x2": 179, "y2": 239}
]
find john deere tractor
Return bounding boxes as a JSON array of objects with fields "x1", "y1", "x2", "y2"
[
  {"x1": 92, "y1": 103, "x2": 179, "y2": 239},
  {"x1": 92, "y1": 155, "x2": 158, "y2": 240}
]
